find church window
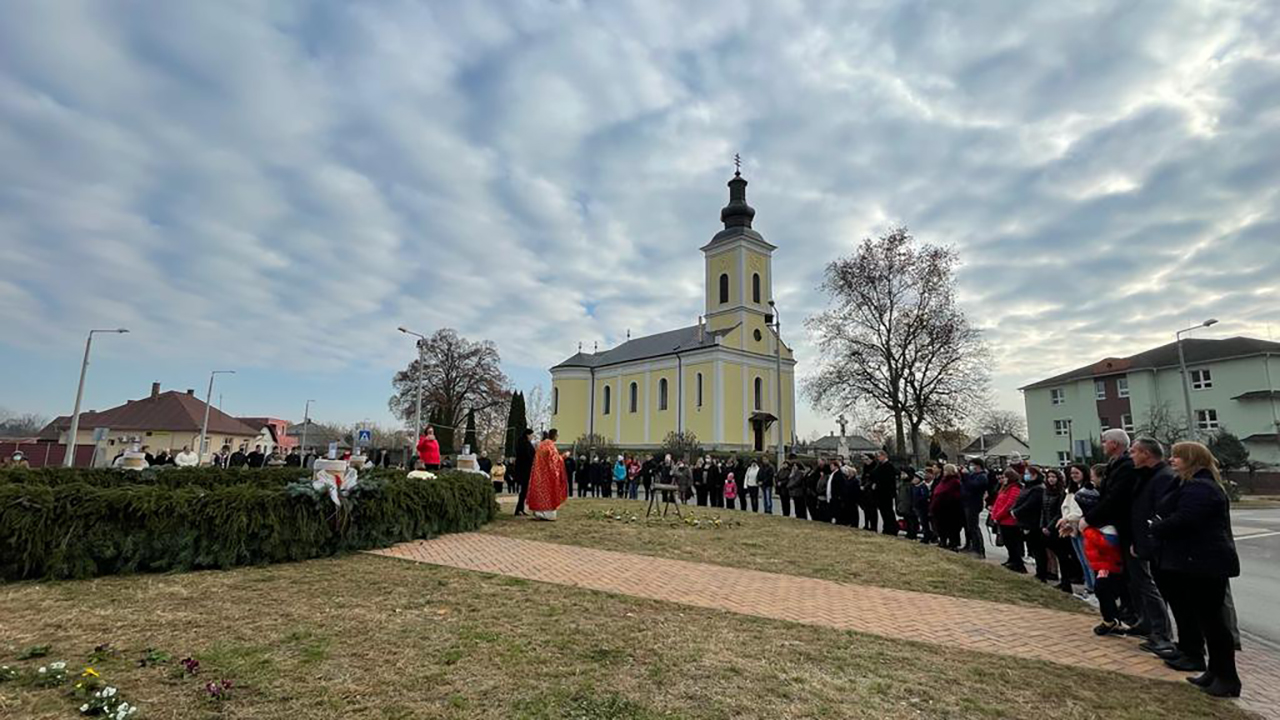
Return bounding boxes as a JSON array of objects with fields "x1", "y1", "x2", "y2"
[
  {"x1": 696, "y1": 373, "x2": 704, "y2": 408},
  {"x1": 553, "y1": 387, "x2": 558, "y2": 415},
  {"x1": 658, "y1": 378, "x2": 669, "y2": 410},
  {"x1": 629, "y1": 382, "x2": 638, "y2": 413},
  {"x1": 603, "y1": 386, "x2": 611, "y2": 415},
  {"x1": 754, "y1": 377, "x2": 763, "y2": 411},
  {"x1": 752, "y1": 273, "x2": 761, "y2": 303},
  {"x1": 719, "y1": 273, "x2": 729, "y2": 304}
]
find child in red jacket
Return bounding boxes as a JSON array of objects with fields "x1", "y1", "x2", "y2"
[{"x1": 1077, "y1": 487, "x2": 1127, "y2": 635}]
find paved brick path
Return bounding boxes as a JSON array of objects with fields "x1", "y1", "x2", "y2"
[{"x1": 372, "y1": 533, "x2": 1278, "y2": 718}]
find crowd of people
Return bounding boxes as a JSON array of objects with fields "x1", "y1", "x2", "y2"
[{"x1": 526, "y1": 429, "x2": 1242, "y2": 699}]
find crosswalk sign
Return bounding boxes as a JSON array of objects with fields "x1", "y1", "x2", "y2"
[{"x1": 357, "y1": 429, "x2": 372, "y2": 445}]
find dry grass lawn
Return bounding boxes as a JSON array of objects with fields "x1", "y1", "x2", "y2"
[
  {"x1": 488, "y1": 498, "x2": 1087, "y2": 614},
  {"x1": 0, "y1": 553, "x2": 1252, "y2": 720}
]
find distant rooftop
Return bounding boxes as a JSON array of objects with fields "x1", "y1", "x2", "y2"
[{"x1": 1021, "y1": 337, "x2": 1280, "y2": 391}]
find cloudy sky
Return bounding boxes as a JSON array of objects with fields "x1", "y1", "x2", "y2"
[{"x1": 2, "y1": 0, "x2": 1278, "y2": 437}]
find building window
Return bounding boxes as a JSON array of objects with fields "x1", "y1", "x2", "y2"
[
  {"x1": 553, "y1": 387, "x2": 559, "y2": 416},
  {"x1": 754, "y1": 377, "x2": 763, "y2": 411},
  {"x1": 1057, "y1": 451, "x2": 1071, "y2": 466},
  {"x1": 658, "y1": 378, "x2": 669, "y2": 411},
  {"x1": 1051, "y1": 388, "x2": 1065, "y2": 405},
  {"x1": 603, "y1": 386, "x2": 611, "y2": 415},
  {"x1": 1095, "y1": 380, "x2": 1106, "y2": 400},
  {"x1": 629, "y1": 382, "x2": 638, "y2": 413},
  {"x1": 1054, "y1": 419, "x2": 1070, "y2": 437},
  {"x1": 719, "y1": 273, "x2": 730, "y2": 304},
  {"x1": 752, "y1": 273, "x2": 761, "y2": 304},
  {"x1": 1196, "y1": 409, "x2": 1219, "y2": 431},
  {"x1": 1191, "y1": 368, "x2": 1212, "y2": 390},
  {"x1": 696, "y1": 373, "x2": 704, "y2": 408},
  {"x1": 1121, "y1": 413, "x2": 1134, "y2": 433},
  {"x1": 1117, "y1": 377, "x2": 1129, "y2": 398},
  {"x1": 1099, "y1": 416, "x2": 1110, "y2": 431}
]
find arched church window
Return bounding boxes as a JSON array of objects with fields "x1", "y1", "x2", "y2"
[
  {"x1": 696, "y1": 373, "x2": 704, "y2": 408},
  {"x1": 752, "y1": 273, "x2": 761, "y2": 303},
  {"x1": 553, "y1": 387, "x2": 559, "y2": 415},
  {"x1": 754, "y1": 377, "x2": 763, "y2": 411},
  {"x1": 629, "y1": 382, "x2": 638, "y2": 413},
  {"x1": 603, "y1": 385, "x2": 611, "y2": 415},
  {"x1": 719, "y1": 273, "x2": 729, "y2": 304},
  {"x1": 658, "y1": 378, "x2": 669, "y2": 410}
]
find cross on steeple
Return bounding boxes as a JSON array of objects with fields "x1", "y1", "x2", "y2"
[
  {"x1": 733, "y1": 153, "x2": 742, "y2": 176},
  {"x1": 837, "y1": 414, "x2": 848, "y2": 437}
]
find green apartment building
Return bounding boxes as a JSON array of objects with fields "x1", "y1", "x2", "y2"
[{"x1": 1022, "y1": 337, "x2": 1280, "y2": 467}]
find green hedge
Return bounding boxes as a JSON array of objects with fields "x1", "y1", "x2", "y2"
[{"x1": 0, "y1": 469, "x2": 499, "y2": 581}]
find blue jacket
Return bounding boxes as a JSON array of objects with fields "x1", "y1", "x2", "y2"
[{"x1": 961, "y1": 471, "x2": 989, "y2": 509}]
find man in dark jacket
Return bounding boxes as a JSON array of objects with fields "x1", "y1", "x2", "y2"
[
  {"x1": 512, "y1": 429, "x2": 535, "y2": 516},
  {"x1": 1128, "y1": 437, "x2": 1178, "y2": 656},
  {"x1": 961, "y1": 459, "x2": 989, "y2": 558},
  {"x1": 872, "y1": 451, "x2": 899, "y2": 535},
  {"x1": 1083, "y1": 429, "x2": 1143, "y2": 629}
]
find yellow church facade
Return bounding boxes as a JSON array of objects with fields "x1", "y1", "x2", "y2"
[{"x1": 550, "y1": 170, "x2": 796, "y2": 453}]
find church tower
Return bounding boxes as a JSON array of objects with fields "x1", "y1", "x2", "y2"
[{"x1": 701, "y1": 167, "x2": 778, "y2": 356}]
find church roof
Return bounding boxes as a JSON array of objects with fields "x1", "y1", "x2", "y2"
[{"x1": 553, "y1": 324, "x2": 726, "y2": 370}]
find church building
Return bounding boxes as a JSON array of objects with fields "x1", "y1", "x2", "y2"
[{"x1": 550, "y1": 170, "x2": 796, "y2": 453}]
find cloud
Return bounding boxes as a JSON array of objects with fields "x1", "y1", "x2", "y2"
[{"x1": 1, "y1": 0, "x2": 1278, "y2": 434}]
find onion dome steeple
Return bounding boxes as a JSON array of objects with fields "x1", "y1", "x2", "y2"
[{"x1": 720, "y1": 155, "x2": 756, "y2": 230}]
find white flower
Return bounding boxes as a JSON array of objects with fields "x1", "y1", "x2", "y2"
[
  {"x1": 104, "y1": 686, "x2": 117, "y2": 697},
  {"x1": 80, "y1": 704, "x2": 89, "y2": 712},
  {"x1": 51, "y1": 661, "x2": 66, "y2": 670},
  {"x1": 38, "y1": 666, "x2": 47, "y2": 674}
]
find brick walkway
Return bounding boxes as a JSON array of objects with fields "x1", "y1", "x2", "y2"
[{"x1": 372, "y1": 533, "x2": 1279, "y2": 719}]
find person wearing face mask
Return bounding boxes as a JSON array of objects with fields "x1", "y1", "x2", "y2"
[{"x1": 1013, "y1": 465, "x2": 1049, "y2": 581}]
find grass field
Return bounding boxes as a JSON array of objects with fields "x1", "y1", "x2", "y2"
[
  {"x1": 487, "y1": 497, "x2": 1087, "y2": 614},
  {"x1": 0, "y1": 552, "x2": 1251, "y2": 720}
]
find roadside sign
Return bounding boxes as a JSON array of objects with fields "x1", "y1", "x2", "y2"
[{"x1": 358, "y1": 428, "x2": 372, "y2": 445}]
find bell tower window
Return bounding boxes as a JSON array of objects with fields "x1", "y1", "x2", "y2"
[{"x1": 718, "y1": 273, "x2": 730, "y2": 304}]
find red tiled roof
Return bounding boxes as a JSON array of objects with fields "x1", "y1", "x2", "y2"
[{"x1": 42, "y1": 391, "x2": 259, "y2": 437}]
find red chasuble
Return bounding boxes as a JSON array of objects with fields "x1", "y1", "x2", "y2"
[{"x1": 527, "y1": 439, "x2": 568, "y2": 516}]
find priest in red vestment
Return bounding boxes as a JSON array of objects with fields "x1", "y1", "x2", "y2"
[{"x1": 527, "y1": 428, "x2": 568, "y2": 520}]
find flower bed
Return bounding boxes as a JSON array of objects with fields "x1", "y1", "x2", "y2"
[{"x1": 0, "y1": 468, "x2": 498, "y2": 580}]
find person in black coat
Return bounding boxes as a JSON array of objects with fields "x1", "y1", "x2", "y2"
[
  {"x1": 961, "y1": 459, "x2": 989, "y2": 558},
  {"x1": 1013, "y1": 467, "x2": 1048, "y2": 580},
  {"x1": 562, "y1": 454, "x2": 576, "y2": 497},
  {"x1": 1128, "y1": 437, "x2": 1179, "y2": 654},
  {"x1": 857, "y1": 455, "x2": 876, "y2": 530},
  {"x1": 512, "y1": 428, "x2": 535, "y2": 516},
  {"x1": 839, "y1": 460, "x2": 862, "y2": 528},
  {"x1": 1083, "y1": 429, "x2": 1142, "y2": 627},
  {"x1": 1151, "y1": 441, "x2": 1241, "y2": 698},
  {"x1": 871, "y1": 451, "x2": 899, "y2": 535}
]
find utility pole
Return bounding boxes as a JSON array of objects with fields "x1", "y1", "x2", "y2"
[
  {"x1": 1176, "y1": 318, "x2": 1219, "y2": 439},
  {"x1": 198, "y1": 370, "x2": 235, "y2": 463},
  {"x1": 63, "y1": 328, "x2": 129, "y2": 466}
]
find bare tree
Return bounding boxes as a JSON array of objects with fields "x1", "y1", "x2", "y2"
[
  {"x1": 976, "y1": 409, "x2": 1028, "y2": 440},
  {"x1": 388, "y1": 328, "x2": 510, "y2": 442},
  {"x1": 806, "y1": 227, "x2": 990, "y2": 463},
  {"x1": 526, "y1": 384, "x2": 552, "y2": 435},
  {"x1": 0, "y1": 409, "x2": 49, "y2": 438},
  {"x1": 1135, "y1": 402, "x2": 1187, "y2": 450}
]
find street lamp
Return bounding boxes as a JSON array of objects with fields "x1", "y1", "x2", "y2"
[
  {"x1": 1176, "y1": 318, "x2": 1219, "y2": 440},
  {"x1": 398, "y1": 327, "x2": 428, "y2": 441},
  {"x1": 198, "y1": 370, "x2": 236, "y2": 464},
  {"x1": 63, "y1": 328, "x2": 129, "y2": 466},
  {"x1": 300, "y1": 399, "x2": 315, "y2": 456},
  {"x1": 767, "y1": 300, "x2": 784, "y2": 470}
]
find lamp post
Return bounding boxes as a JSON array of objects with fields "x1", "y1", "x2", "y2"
[
  {"x1": 198, "y1": 370, "x2": 235, "y2": 464},
  {"x1": 63, "y1": 328, "x2": 129, "y2": 466},
  {"x1": 1176, "y1": 318, "x2": 1219, "y2": 440},
  {"x1": 300, "y1": 399, "x2": 315, "y2": 456},
  {"x1": 398, "y1": 327, "x2": 428, "y2": 441},
  {"x1": 767, "y1": 300, "x2": 784, "y2": 470}
]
